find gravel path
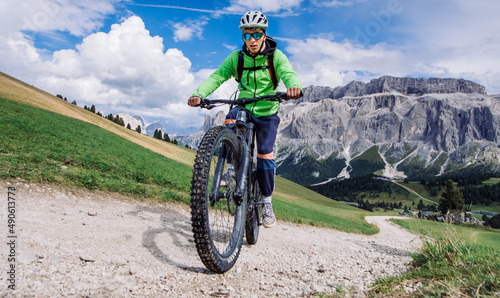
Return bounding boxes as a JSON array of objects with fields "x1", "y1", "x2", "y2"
[{"x1": 1, "y1": 181, "x2": 421, "y2": 297}]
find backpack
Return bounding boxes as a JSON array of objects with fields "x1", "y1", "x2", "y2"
[{"x1": 235, "y1": 50, "x2": 278, "y2": 91}]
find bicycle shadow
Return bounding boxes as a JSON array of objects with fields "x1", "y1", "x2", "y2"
[{"x1": 127, "y1": 205, "x2": 214, "y2": 274}]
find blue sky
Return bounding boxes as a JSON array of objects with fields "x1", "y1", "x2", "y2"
[{"x1": 1, "y1": 0, "x2": 499, "y2": 134}]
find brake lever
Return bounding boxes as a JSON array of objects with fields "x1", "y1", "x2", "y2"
[{"x1": 195, "y1": 100, "x2": 215, "y2": 110}]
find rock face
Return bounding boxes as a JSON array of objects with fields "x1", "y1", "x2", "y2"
[
  {"x1": 146, "y1": 123, "x2": 163, "y2": 137},
  {"x1": 201, "y1": 110, "x2": 226, "y2": 133},
  {"x1": 118, "y1": 113, "x2": 145, "y2": 133},
  {"x1": 187, "y1": 76, "x2": 499, "y2": 185},
  {"x1": 179, "y1": 111, "x2": 226, "y2": 148},
  {"x1": 278, "y1": 77, "x2": 499, "y2": 185},
  {"x1": 300, "y1": 76, "x2": 487, "y2": 103}
]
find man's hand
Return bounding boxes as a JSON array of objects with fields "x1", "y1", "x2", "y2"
[
  {"x1": 286, "y1": 87, "x2": 302, "y2": 100},
  {"x1": 188, "y1": 96, "x2": 201, "y2": 107}
]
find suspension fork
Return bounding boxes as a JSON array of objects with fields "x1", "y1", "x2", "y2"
[{"x1": 233, "y1": 121, "x2": 254, "y2": 205}]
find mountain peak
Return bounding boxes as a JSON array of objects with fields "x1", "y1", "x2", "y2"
[
  {"x1": 301, "y1": 76, "x2": 487, "y2": 103},
  {"x1": 369, "y1": 76, "x2": 486, "y2": 96}
]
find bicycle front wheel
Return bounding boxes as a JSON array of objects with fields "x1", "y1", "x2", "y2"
[{"x1": 190, "y1": 126, "x2": 247, "y2": 273}]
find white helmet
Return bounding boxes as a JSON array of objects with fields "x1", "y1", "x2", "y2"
[{"x1": 239, "y1": 11, "x2": 268, "y2": 30}]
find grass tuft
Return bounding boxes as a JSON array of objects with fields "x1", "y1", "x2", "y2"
[{"x1": 371, "y1": 219, "x2": 500, "y2": 296}]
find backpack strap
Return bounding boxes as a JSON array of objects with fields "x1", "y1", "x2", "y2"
[
  {"x1": 267, "y1": 53, "x2": 278, "y2": 90},
  {"x1": 236, "y1": 51, "x2": 245, "y2": 90},
  {"x1": 236, "y1": 50, "x2": 278, "y2": 90}
]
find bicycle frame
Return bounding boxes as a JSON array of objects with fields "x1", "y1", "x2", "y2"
[
  {"x1": 200, "y1": 92, "x2": 290, "y2": 207},
  {"x1": 208, "y1": 106, "x2": 256, "y2": 206}
]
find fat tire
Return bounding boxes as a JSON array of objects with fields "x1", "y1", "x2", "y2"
[
  {"x1": 190, "y1": 126, "x2": 246, "y2": 273},
  {"x1": 245, "y1": 170, "x2": 261, "y2": 245}
]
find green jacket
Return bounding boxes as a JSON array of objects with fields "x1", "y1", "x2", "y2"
[{"x1": 192, "y1": 37, "x2": 302, "y2": 118}]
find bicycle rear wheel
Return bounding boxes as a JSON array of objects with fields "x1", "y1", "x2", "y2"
[{"x1": 190, "y1": 126, "x2": 246, "y2": 273}]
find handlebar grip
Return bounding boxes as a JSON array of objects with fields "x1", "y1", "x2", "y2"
[{"x1": 196, "y1": 99, "x2": 215, "y2": 110}]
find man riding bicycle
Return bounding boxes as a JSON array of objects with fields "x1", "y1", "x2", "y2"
[{"x1": 188, "y1": 11, "x2": 302, "y2": 228}]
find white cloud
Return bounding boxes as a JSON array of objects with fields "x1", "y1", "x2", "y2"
[
  {"x1": 394, "y1": 0, "x2": 500, "y2": 93},
  {"x1": 282, "y1": 0, "x2": 500, "y2": 93},
  {"x1": 172, "y1": 18, "x2": 209, "y2": 42},
  {"x1": 0, "y1": 0, "x2": 117, "y2": 37},
  {"x1": 0, "y1": 0, "x2": 118, "y2": 83},
  {"x1": 310, "y1": 0, "x2": 356, "y2": 7},
  {"x1": 36, "y1": 16, "x2": 196, "y2": 109},
  {"x1": 1, "y1": 13, "x2": 200, "y2": 128},
  {"x1": 283, "y1": 37, "x2": 408, "y2": 87},
  {"x1": 224, "y1": 0, "x2": 304, "y2": 13},
  {"x1": 285, "y1": 35, "x2": 500, "y2": 94},
  {"x1": 223, "y1": 44, "x2": 238, "y2": 51}
]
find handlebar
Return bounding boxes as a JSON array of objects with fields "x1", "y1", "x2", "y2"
[{"x1": 196, "y1": 91, "x2": 302, "y2": 110}]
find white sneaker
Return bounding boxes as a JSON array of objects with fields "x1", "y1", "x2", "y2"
[{"x1": 262, "y1": 203, "x2": 276, "y2": 228}]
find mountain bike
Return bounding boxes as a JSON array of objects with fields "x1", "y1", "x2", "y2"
[{"x1": 190, "y1": 92, "x2": 293, "y2": 273}]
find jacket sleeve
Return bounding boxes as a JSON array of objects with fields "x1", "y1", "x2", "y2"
[
  {"x1": 274, "y1": 49, "x2": 302, "y2": 90},
  {"x1": 192, "y1": 51, "x2": 238, "y2": 99}
]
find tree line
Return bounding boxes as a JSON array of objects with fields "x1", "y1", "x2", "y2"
[
  {"x1": 418, "y1": 172, "x2": 500, "y2": 206},
  {"x1": 308, "y1": 174, "x2": 413, "y2": 212},
  {"x1": 309, "y1": 174, "x2": 394, "y2": 200},
  {"x1": 55, "y1": 93, "x2": 184, "y2": 146}
]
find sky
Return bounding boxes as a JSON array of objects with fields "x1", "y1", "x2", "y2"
[{"x1": 1, "y1": 0, "x2": 500, "y2": 134}]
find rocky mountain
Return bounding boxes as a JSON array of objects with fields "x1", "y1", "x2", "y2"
[
  {"x1": 178, "y1": 111, "x2": 226, "y2": 148},
  {"x1": 117, "y1": 113, "x2": 171, "y2": 138},
  {"x1": 299, "y1": 76, "x2": 486, "y2": 103},
  {"x1": 144, "y1": 122, "x2": 164, "y2": 137},
  {"x1": 278, "y1": 76, "x2": 499, "y2": 185},
  {"x1": 187, "y1": 76, "x2": 500, "y2": 185},
  {"x1": 117, "y1": 113, "x2": 145, "y2": 133}
]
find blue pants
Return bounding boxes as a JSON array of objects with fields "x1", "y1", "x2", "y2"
[{"x1": 225, "y1": 108, "x2": 280, "y2": 197}]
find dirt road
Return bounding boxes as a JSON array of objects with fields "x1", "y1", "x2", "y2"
[{"x1": 1, "y1": 181, "x2": 421, "y2": 297}]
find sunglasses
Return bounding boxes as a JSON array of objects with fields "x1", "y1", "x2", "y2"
[{"x1": 243, "y1": 32, "x2": 265, "y2": 40}]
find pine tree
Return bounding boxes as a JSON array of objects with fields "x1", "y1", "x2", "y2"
[
  {"x1": 438, "y1": 180, "x2": 464, "y2": 215},
  {"x1": 113, "y1": 115, "x2": 125, "y2": 127},
  {"x1": 127, "y1": 123, "x2": 131, "y2": 130},
  {"x1": 163, "y1": 133, "x2": 170, "y2": 142},
  {"x1": 153, "y1": 129, "x2": 162, "y2": 140},
  {"x1": 417, "y1": 199, "x2": 424, "y2": 210},
  {"x1": 135, "y1": 125, "x2": 141, "y2": 134},
  {"x1": 90, "y1": 105, "x2": 96, "y2": 113}
]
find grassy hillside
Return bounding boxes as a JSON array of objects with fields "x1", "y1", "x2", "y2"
[
  {"x1": 0, "y1": 72, "x2": 194, "y2": 166},
  {"x1": 0, "y1": 98, "x2": 193, "y2": 202},
  {"x1": 0, "y1": 72, "x2": 377, "y2": 234}
]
